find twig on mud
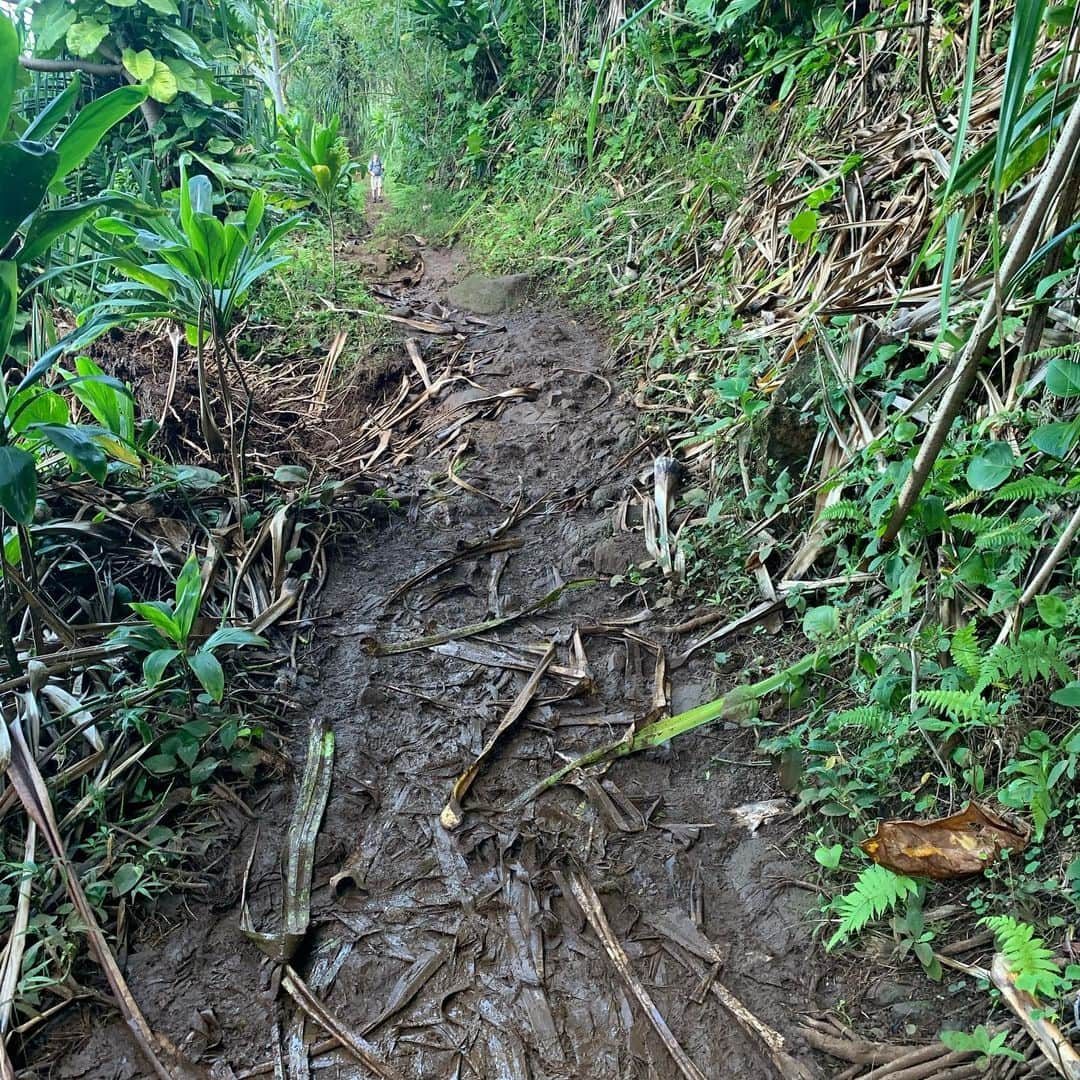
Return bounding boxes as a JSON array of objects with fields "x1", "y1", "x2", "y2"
[
  {"x1": 441, "y1": 642, "x2": 555, "y2": 829},
  {"x1": 368, "y1": 578, "x2": 597, "y2": 655},
  {"x1": 383, "y1": 536, "x2": 524, "y2": 609},
  {"x1": 567, "y1": 870, "x2": 707, "y2": 1080},
  {"x1": 359, "y1": 946, "x2": 451, "y2": 1037},
  {"x1": 280, "y1": 966, "x2": 405, "y2": 1080},
  {"x1": 644, "y1": 910, "x2": 817, "y2": 1079}
]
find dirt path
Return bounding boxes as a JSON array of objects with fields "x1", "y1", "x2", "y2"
[{"x1": 44, "y1": 241, "x2": 841, "y2": 1080}]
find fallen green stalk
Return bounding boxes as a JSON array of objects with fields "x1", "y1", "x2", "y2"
[{"x1": 510, "y1": 605, "x2": 894, "y2": 810}]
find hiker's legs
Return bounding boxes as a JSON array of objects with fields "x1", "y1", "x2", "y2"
[
  {"x1": 369, "y1": 174, "x2": 378, "y2": 201},
  {"x1": 374, "y1": 175, "x2": 383, "y2": 201}
]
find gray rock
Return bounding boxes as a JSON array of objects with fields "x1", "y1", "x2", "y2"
[
  {"x1": 448, "y1": 273, "x2": 534, "y2": 314},
  {"x1": 593, "y1": 538, "x2": 631, "y2": 575}
]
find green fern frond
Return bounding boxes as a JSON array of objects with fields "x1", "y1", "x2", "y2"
[
  {"x1": 945, "y1": 491, "x2": 984, "y2": 514},
  {"x1": 1019, "y1": 340, "x2": 1080, "y2": 365},
  {"x1": 982, "y1": 916, "x2": 1064, "y2": 1001},
  {"x1": 818, "y1": 499, "x2": 866, "y2": 524},
  {"x1": 827, "y1": 705, "x2": 888, "y2": 732},
  {"x1": 949, "y1": 622, "x2": 983, "y2": 682},
  {"x1": 975, "y1": 525, "x2": 1041, "y2": 552},
  {"x1": 827, "y1": 865, "x2": 918, "y2": 951},
  {"x1": 990, "y1": 630, "x2": 1072, "y2": 686},
  {"x1": 990, "y1": 476, "x2": 1067, "y2": 503},
  {"x1": 949, "y1": 512, "x2": 999, "y2": 533},
  {"x1": 917, "y1": 688, "x2": 996, "y2": 725}
]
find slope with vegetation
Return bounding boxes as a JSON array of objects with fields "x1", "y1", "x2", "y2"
[
  {"x1": 313, "y1": 0, "x2": 1080, "y2": 1056},
  {"x1": 5, "y1": 0, "x2": 1080, "y2": 1073}
]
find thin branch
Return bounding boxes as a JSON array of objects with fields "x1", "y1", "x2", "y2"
[{"x1": 19, "y1": 56, "x2": 122, "y2": 76}]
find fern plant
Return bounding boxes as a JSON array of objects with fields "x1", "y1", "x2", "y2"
[
  {"x1": 982, "y1": 916, "x2": 1066, "y2": 1001},
  {"x1": 827, "y1": 865, "x2": 918, "y2": 951}
]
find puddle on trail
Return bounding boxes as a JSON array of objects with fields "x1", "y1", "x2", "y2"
[{"x1": 40, "y1": 242, "x2": 883, "y2": 1080}]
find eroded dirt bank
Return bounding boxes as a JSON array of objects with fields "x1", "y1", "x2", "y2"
[{"x1": 40, "y1": 241, "x2": 906, "y2": 1080}]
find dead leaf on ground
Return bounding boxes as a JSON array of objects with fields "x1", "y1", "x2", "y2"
[{"x1": 861, "y1": 801, "x2": 1029, "y2": 879}]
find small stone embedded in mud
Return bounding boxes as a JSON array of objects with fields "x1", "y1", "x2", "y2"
[
  {"x1": 592, "y1": 537, "x2": 633, "y2": 575},
  {"x1": 447, "y1": 272, "x2": 534, "y2": 314},
  {"x1": 589, "y1": 483, "x2": 622, "y2": 510}
]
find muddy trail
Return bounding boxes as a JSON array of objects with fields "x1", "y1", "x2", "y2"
[{"x1": 38, "y1": 236, "x2": 951, "y2": 1080}]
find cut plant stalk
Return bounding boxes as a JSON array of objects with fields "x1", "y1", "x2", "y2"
[{"x1": 242, "y1": 719, "x2": 334, "y2": 963}]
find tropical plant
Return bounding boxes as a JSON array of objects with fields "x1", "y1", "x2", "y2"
[
  {"x1": 275, "y1": 112, "x2": 354, "y2": 289},
  {"x1": 0, "y1": 19, "x2": 146, "y2": 533},
  {"x1": 24, "y1": 0, "x2": 273, "y2": 136},
  {"x1": 88, "y1": 165, "x2": 302, "y2": 489},
  {"x1": 111, "y1": 551, "x2": 266, "y2": 704}
]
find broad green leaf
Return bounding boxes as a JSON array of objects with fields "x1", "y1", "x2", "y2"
[
  {"x1": 129, "y1": 600, "x2": 182, "y2": 644},
  {"x1": 159, "y1": 25, "x2": 204, "y2": 57},
  {"x1": 965, "y1": 441, "x2": 1016, "y2": 490},
  {"x1": 174, "y1": 552, "x2": 202, "y2": 641},
  {"x1": 189, "y1": 757, "x2": 219, "y2": 785},
  {"x1": 803, "y1": 604, "x2": 839, "y2": 640},
  {"x1": 0, "y1": 260, "x2": 15, "y2": 366},
  {"x1": 0, "y1": 446, "x2": 37, "y2": 524},
  {"x1": 32, "y1": 0, "x2": 76, "y2": 51},
  {"x1": 188, "y1": 650, "x2": 224, "y2": 702},
  {"x1": 142, "y1": 648, "x2": 180, "y2": 687},
  {"x1": 1035, "y1": 594, "x2": 1068, "y2": 628},
  {"x1": 31, "y1": 423, "x2": 108, "y2": 482},
  {"x1": 66, "y1": 19, "x2": 110, "y2": 58},
  {"x1": 112, "y1": 863, "x2": 143, "y2": 896},
  {"x1": 1045, "y1": 358, "x2": 1080, "y2": 397},
  {"x1": 52, "y1": 85, "x2": 148, "y2": 186},
  {"x1": 122, "y1": 47, "x2": 156, "y2": 81},
  {"x1": 1029, "y1": 420, "x2": 1079, "y2": 459},
  {"x1": 146, "y1": 61, "x2": 178, "y2": 104},
  {"x1": 175, "y1": 737, "x2": 199, "y2": 767},
  {"x1": 815, "y1": 844, "x2": 843, "y2": 869},
  {"x1": 0, "y1": 17, "x2": 17, "y2": 134},
  {"x1": 1051, "y1": 681, "x2": 1080, "y2": 707},
  {"x1": 0, "y1": 142, "x2": 60, "y2": 251},
  {"x1": 16, "y1": 200, "x2": 108, "y2": 264},
  {"x1": 141, "y1": 0, "x2": 180, "y2": 13},
  {"x1": 143, "y1": 753, "x2": 177, "y2": 774},
  {"x1": 203, "y1": 627, "x2": 266, "y2": 652},
  {"x1": 70, "y1": 358, "x2": 124, "y2": 434},
  {"x1": 244, "y1": 188, "x2": 265, "y2": 237},
  {"x1": 206, "y1": 136, "x2": 235, "y2": 156},
  {"x1": 7, "y1": 388, "x2": 68, "y2": 434},
  {"x1": 22, "y1": 73, "x2": 81, "y2": 142},
  {"x1": 788, "y1": 210, "x2": 818, "y2": 243}
]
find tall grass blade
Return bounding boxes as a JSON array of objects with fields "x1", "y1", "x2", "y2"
[
  {"x1": 994, "y1": 0, "x2": 1048, "y2": 194},
  {"x1": 586, "y1": 0, "x2": 665, "y2": 167}
]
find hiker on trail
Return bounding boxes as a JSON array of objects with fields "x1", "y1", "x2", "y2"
[{"x1": 368, "y1": 153, "x2": 384, "y2": 203}]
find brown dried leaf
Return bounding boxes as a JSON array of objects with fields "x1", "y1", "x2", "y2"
[{"x1": 861, "y1": 802, "x2": 1029, "y2": 879}]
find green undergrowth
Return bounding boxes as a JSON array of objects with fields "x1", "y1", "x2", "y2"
[{"x1": 248, "y1": 221, "x2": 383, "y2": 360}]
